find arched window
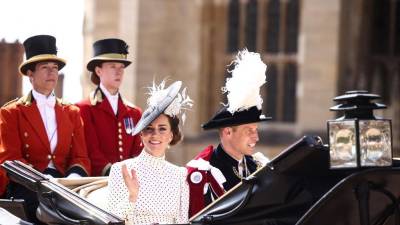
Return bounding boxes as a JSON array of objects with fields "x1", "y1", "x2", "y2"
[{"x1": 225, "y1": 0, "x2": 300, "y2": 122}]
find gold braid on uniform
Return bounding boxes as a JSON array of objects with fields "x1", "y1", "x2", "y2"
[{"x1": 232, "y1": 166, "x2": 250, "y2": 179}]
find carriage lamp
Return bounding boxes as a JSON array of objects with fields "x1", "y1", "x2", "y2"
[{"x1": 328, "y1": 90, "x2": 392, "y2": 169}]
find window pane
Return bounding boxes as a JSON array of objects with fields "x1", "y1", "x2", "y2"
[
  {"x1": 371, "y1": 0, "x2": 390, "y2": 54},
  {"x1": 227, "y1": 0, "x2": 240, "y2": 53},
  {"x1": 245, "y1": 0, "x2": 258, "y2": 51},
  {"x1": 265, "y1": 0, "x2": 280, "y2": 53},
  {"x1": 283, "y1": 63, "x2": 297, "y2": 122},
  {"x1": 265, "y1": 64, "x2": 278, "y2": 120},
  {"x1": 285, "y1": 0, "x2": 300, "y2": 53}
]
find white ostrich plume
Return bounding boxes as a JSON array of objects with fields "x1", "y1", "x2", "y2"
[
  {"x1": 222, "y1": 49, "x2": 267, "y2": 114},
  {"x1": 147, "y1": 80, "x2": 194, "y2": 124}
]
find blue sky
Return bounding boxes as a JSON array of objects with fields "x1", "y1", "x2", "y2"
[{"x1": 0, "y1": 0, "x2": 84, "y2": 102}]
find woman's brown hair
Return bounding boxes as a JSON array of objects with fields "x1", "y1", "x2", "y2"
[{"x1": 167, "y1": 114, "x2": 182, "y2": 145}]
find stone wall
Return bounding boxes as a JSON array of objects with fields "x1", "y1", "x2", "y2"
[{"x1": 0, "y1": 40, "x2": 23, "y2": 105}]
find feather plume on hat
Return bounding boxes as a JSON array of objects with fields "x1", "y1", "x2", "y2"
[
  {"x1": 147, "y1": 80, "x2": 193, "y2": 124},
  {"x1": 222, "y1": 49, "x2": 267, "y2": 114}
]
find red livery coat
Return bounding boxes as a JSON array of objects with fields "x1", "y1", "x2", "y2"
[
  {"x1": 187, "y1": 145, "x2": 225, "y2": 218},
  {"x1": 76, "y1": 88, "x2": 143, "y2": 176},
  {"x1": 0, "y1": 92, "x2": 91, "y2": 196}
]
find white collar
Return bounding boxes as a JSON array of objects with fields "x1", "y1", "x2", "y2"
[
  {"x1": 138, "y1": 149, "x2": 166, "y2": 167},
  {"x1": 99, "y1": 83, "x2": 119, "y2": 100},
  {"x1": 32, "y1": 89, "x2": 55, "y2": 102}
]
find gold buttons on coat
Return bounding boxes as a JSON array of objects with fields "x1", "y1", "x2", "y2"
[
  {"x1": 47, "y1": 155, "x2": 51, "y2": 159},
  {"x1": 25, "y1": 154, "x2": 29, "y2": 158},
  {"x1": 24, "y1": 132, "x2": 28, "y2": 137},
  {"x1": 25, "y1": 144, "x2": 29, "y2": 148},
  {"x1": 118, "y1": 122, "x2": 124, "y2": 157}
]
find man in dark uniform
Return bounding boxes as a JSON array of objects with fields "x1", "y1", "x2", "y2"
[
  {"x1": 187, "y1": 49, "x2": 270, "y2": 217},
  {"x1": 76, "y1": 38, "x2": 143, "y2": 176},
  {"x1": 0, "y1": 35, "x2": 91, "y2": 224}
]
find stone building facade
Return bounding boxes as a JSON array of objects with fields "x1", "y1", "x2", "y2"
[
  {"x1": 0, "y1": 40, "x2": 23, "y2": 106},
  {"x1": 82, "y1": 0, "x2": 399, "y2": 165},
  {"x1": 0, "y1": 40, "x2": 65, "y2": 105}
]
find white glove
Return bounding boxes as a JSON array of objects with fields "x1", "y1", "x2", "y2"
[{"x1": 66, "y1": 173, "x2": 82, "y2": 178}]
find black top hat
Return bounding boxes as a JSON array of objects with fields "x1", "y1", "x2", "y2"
[
  {"x1": 87, "y1": 38, "x2": 132, "y2": 85},
  {"x1": 133, "y1": 81, "x2": 182, "y2": 135},
  {"x1": 19, "y1": 35, "x2": 66, "y2": 75},
  {"x1": 201, "y1": 105, "x2": 271, "y2": 130}
]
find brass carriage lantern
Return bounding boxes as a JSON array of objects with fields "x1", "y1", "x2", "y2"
[{"x1": 328, "y1": 90, "x2": 393, "y2": 169}]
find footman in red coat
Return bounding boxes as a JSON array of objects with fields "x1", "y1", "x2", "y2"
[
  {"x1": 76, "y1": 38, "x2": 143, "y2": 176},
  {"x1": 0, "y1": 35, "x2": 91, "y2": 224}
]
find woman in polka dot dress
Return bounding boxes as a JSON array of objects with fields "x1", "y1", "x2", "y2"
[{"x1": 107, "y1": 80, "x2": 193, "y2": 225}]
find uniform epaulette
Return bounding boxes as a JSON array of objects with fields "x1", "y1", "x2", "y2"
[
  {"x1": 16, "y1": 91, "x2": 33, "y2": 106},
  {"x1": 1, "y1": 98, "x2": 19, "y2": 108},
  {"x1": 90, "y1": 88, "x2": 103, "y2": 106},
  {"x1": 122, "y1": 98, "x2": 138, "y2": 109},
  {"x1": 125, "y1": 101, "x2": 138, "y2": 109},
  {"x1": 57, "y1": 98, "x2": 71, "y2": 105}
]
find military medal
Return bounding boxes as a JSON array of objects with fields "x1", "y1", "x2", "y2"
[
  {"x1": 124, "y1": 117, "x2": 132, "y2": 134},
  {"x1": 124, "y1": 117, "x2": 136, "y2": 136},
  {"x1": 129, "y1": 117, "x2": 136, "y2": 136}
]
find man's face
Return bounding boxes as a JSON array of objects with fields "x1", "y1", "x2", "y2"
[
  {"x1": 226, "y1": 123, "x2": 259, "y2": 157},
  {"x1": 27, "y1": 61, "x2": 59, "y2": 95},
  {"x1": 95, "y1": 62, "x2": 125, "y2": 91}
]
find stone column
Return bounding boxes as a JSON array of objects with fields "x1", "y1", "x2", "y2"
[
  {"x1": 82, "y1": 0, "x2": 121, "y2": 97},
  {"x1": 135, "y1": 0, "x2": 203, "y2": 164},
  {"x1": 0, "y1": 40, "x2": 23, "y2": 105},
  {"x1": 296, "y1": 0, "x2": 341, "y2": 137},
  {"x1": 117, "y1": 0, "x2": 140, "y2": 103}
]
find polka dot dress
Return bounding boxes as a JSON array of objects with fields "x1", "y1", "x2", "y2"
[{"x1": 107, "y1": 150, "x2": 189, "y2": 225}]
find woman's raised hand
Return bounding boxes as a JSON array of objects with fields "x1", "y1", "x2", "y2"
[{"x1": 122, "y1": 164, "x2": 139, "y2": 203}]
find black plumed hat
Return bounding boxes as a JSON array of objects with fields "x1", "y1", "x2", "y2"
[
  {"x1": 202, "y1": 106, "x2": 270, "y2": 130},
  {"x1": 202, "y1": 49, "x2": 271, "y2": 130}
]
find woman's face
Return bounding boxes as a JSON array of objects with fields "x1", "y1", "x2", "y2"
[
  {"x1": 140, "y1": 114, "x2": 173, "y2": 157},
  {"x1": 28, "y1": 62, "x2": 59, "y2": 96},
  {"x1": 95, "y1": 62, "x2": 125, "y2": 94}
]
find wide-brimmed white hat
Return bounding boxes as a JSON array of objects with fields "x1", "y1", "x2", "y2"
[{"x1": 133, "y1": 81, "x2": 191, "y2": 135}]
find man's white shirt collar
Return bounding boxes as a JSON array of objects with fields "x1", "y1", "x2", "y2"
[
  {"x1": 32, "y1": 89, "x2": 56, "y2": 108},
  {"x1": 100, "y1": 83, "x2": 119, "y2": 115}
]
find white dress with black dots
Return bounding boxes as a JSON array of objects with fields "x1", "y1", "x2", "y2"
[{"x1": 107, "y1": 150, "x2": 189, "y2": 225}]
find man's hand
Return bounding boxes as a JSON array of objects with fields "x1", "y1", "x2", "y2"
[{"x1": 121, "y1": 164, "x2": 139, "y2": 203}]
